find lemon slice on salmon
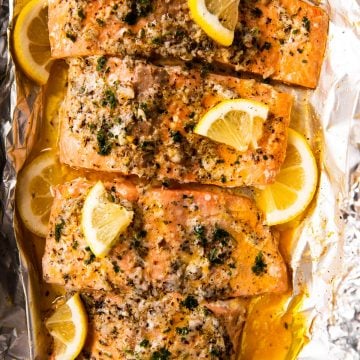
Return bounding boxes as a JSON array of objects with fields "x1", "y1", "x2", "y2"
[
  {"x1": 13, "y1": 0, "x2": 52, "y2": 84},
  {"x1": 45, "y1": 293, "x2": 88, "y2": 360},
  {"x1": 82, "y1": 181, "x2": 134, "y2": 257},
  {"x1": 194, "y1": 99, "x2": 269, "y2": 152},
  {"x1": 255, "y1": 128, "x2": 318, "y2": 226},
  {"x1": 188, "y1": 0, "x2": 240, "y2": 46},
  {"x1": 16, "y1": 152, "x2": 63, "y2": 237}
]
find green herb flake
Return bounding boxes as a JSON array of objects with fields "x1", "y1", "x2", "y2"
[
  {"x1": 181, "y1": 295, "x2": 199, "y2": 310},
  {"x1": 176, "y1": 327, "x2": 190, "y2": 336},
  {"x1": 184, "y1": 121, "x2": 196, "y2": 133},
  {"x1": 54, "y1": 220, "x2": 65, "y2": 242},
  {"x1": 84, "y1": 250, "x2": 96, "y2": 265},
  {"x1": 124, "y1": 0, "x2": 152, "y2": 25},
  {"x1": 139, "y1": 338, "x2": 150, "y2": 347},
  {"x1": 101, "y1": 89, "x2": 117, "y2": 109},
  {"x1": 112, "y1": 261, "x2": 120, "y2": 273},
  {"x1": 65, "y1": 32, "x2": 77, "y2": 42},
  {"x1": 96, "y1": 56, "x2": 107, "y2": 71},
  {"x1": 302, "y1": 16, "x2": 311, "y2": 32},
  {"x1": 151, "y1": 347, "x2": 171, "y2": 360},
  {"x1": 213, "y1": 228, "x2": 230, "y2": 244},
  {"x1": 97, "y1": 129, "x2": 112, "y2": 156},
  {"x1": 96, "y1": 18, "x2": 105, "y2": 26},
  {"x1": 72, "y1": 240, "x2": 79, "y2": 250},
  {"x1": 151, "y1": 36, "x2": 164, "y2": 45},
  {"x1": 77, "y1": 8, "x2": 85, "y2": 20},
  {"x1": 170, "y1": 130, "x2": 183, "y2": 143},
  {"x1": 194, "y1": 225, "x2": 205, "y2": 237},
  {"x1": 251, "y1": 251, "x2": 267, "y2": 276}
]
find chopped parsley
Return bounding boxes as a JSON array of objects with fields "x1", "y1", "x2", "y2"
[
  {"x1": 84, "y1": 247, "x2": 96, "y2": 265},
  {"x1": 96, "y1": 56, "x2": 107, "y2": 71},
  {"x1": 194, "y1": 224, "x2": 207, "y2": 245},
  {"x1": 72, "y1": 240, "x2": 79, "y2": 250},
  {"x1": 151, "y1": 348, "x2": 171, "y2": 360},
  {"x1": 213, "y1": 228, "x2": 230, "y2": 244},
  {"x1": 65, "y1": 32, "x2": 76, "y2": 42},
  {"x1": 101, "y1": 89, "x2": 117, "y2": 109},
  {"x1": 181, "y1": 295, "x2": 199, "y2": 310},
  {"x1": 77, "y1": 8, "x2": 85, "y2": 20},
  {"x1": 208, "y1": 248, "x2": 220, "y2": 264},
  {"x1": 131, "y1": 236, "x2": 149, "y2": 258},
  {"x1": 96, "y1": 18, "x2": 105, "y2": 26},
  {"x1": 139, "y1": 339, "x2": 150, "y2": 347},
  {"x1": 112, "y1": 261, "x2": 120, "y2": 273},
  {"x1": 176, "y1": 327, "x2": 190, "y2": 336},
  {"x1": 97, "y1": 129, "x2": 112, "y2": 156},
  {"x1": 151, "y1": 36, "x2": 164, "y2": 45},
  {"x1": 170, "y1": 130, "x2": 183, "y2": 143},
  {"x1": 124, "y1": 0, "x2": 153, "y2": 25},
  {"x1": 251, "y1": 251, "x2": 267, "y2": 276},
  {"x1": 207, "y1": 228, "x2": 233, "y2": 265},
  {"x1": 184, "y1": 121, "x2": 196, "y2": 133},
  {"x1": 54, "y1": 219, "x2": 65, "y2": 242},
  {"x1": 302, "y1": 16, "x2": 311, "y2": 32}
]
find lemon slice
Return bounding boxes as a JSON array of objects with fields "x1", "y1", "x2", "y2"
[
  {"x1": 16, "y1": 152, "x2": 63, "y2": 237},
  {"x1": 194, "y1": 99, "x2": 269, "y2": 152},
  {"x1": 82, "y1": 181, "x2": 134, "y2": 257},
  {"x1": 13, "y1": 0, "x2": 52, "y2": 84},
  {"x1": 188, "y1": 0, "x2": 240, "y2": 46},
  {"x1": 255, "y1": 128, "x2": 318, "y2": 226},
  {"x1": 45, "y1": 293, "x2": 88, "y2": 360}
]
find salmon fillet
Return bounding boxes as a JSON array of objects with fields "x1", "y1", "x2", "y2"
[
  {"x1": 60, "y1": 57, "x2": 292, "y2": 187},
  {"x1": 42, "y1": 179, "x2": 288, "y2": 298},
  {"x1": 53, "y1": 292, "x2": 246, "y2": 359},
  {"x1": 48, "y1": 0, "x2": 328, "y2": 88}
]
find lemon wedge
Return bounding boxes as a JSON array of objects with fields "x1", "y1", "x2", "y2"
[
  {"x1": 188, "y1": 0, "x2": 240, "y2": 46},
  {"x1": 13, "y1": 0, "x2": 52, "y2": 84},
  {"x1": 255, "y1": 128, "x2": 318, "y2": 226},
  {"x1": 45, "y1": 293, "x2": 88, "y2": 360},
  {"x1": 194, "y1": 99, "x2": 269, "y2": 152},
  {"x1": 82, "y1": 181, "x2": 134, "y2": 257},
  {"x1": 16, "y1": 152, "x2": 63, "y2": 237}
]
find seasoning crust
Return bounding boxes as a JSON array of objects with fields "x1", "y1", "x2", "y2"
[
  {"x1": 49, "y1": 0, "x2": 328, "y2": 88},
  {"x1": 42, "y1": 179, "x2": 288, "y2": 298},
  {"x1": 60, "y1": 57, "x2": 292, "y2": 187}
]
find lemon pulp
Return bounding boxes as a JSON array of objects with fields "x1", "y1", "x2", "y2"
[
  {"x1": 255, "y1": 128, "x2": 318, "y2": 225},
  {"x1": 45, "y1": 293, "x2": 88, "y2": 360},
  {"x1": 194, "y1": 99, "x2": 269, "y2": 152},
  {"x1": 13, "y1": 0, "x2": 52, "y2": 84},
  {"x1": 188, "y1": 0, "x2": 239, "y2": 46},
  {"x1": 82, "y1": 181, "x2": 134, "y2": 257}
]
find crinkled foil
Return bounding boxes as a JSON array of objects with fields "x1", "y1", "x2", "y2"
[
  {"x1": 1, "y1": 0, "x2": 360, "y2": 359},
  {"x1": 0, "y1": 0, "x2": 30, "y2": 358}
]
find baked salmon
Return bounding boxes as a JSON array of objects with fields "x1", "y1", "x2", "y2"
[
  {"x1": 48, "y1": 0, "x2": 328, "y2": 88},
  {"x1": 42, "y1": 179, "x2": 288, "y2": 298},
  {"x1": 60, "y1": 57, "x2": 292, "y2": 187},
  {"x1": 57, "y1": 292, "x2": 247, "y2": 359}
]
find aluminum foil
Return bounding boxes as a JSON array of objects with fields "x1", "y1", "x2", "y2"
[
  {"x1": 0, "y1": 0, "x2": 359, "y2": 359},
  {"x1": 0, "y1": 0, "x2": 32, "y2": 358}
]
